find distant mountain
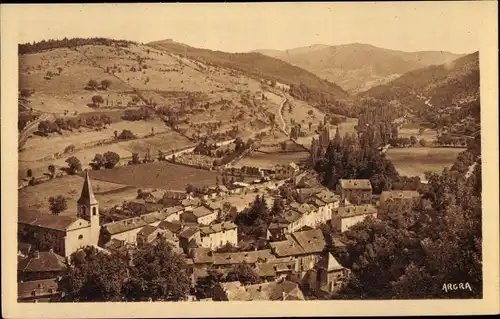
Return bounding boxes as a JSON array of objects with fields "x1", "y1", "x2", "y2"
[
  {"x1": 254, "y1": 43, "x2": 464, "y2": 93},
  {"x1": 362, "y1": 52, "x2": 480, "y2": 134},
  {"x1": 148, "y1": 39, "x2": 350, "y2": 102}
]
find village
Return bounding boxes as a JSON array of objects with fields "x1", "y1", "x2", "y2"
[{"x1": 17, "y1": 122, "x2": 422, "y2": 302}]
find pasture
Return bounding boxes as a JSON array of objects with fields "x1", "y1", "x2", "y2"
[
  {"x1": 386, "y1": 147, "x2": 465, "y2": 179},
  {"x1": 18, "y1": 174, "x2": 137, "y2": 216},
  {"x1": 233, "y1": 150, "x2": 310, "y2": 169},
  {"x1": 87, "y1": 161, "x2": 224, "y2": 190}
]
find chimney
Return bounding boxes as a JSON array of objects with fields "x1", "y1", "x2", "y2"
[{"x1": 33, "y1": 250, "x2": 40, "y2": 259}]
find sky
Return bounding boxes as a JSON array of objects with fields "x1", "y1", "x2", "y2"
[{"x1": 5, "y1": 2, "x2": 491, "y2": 54}]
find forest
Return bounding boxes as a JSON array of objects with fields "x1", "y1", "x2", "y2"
[{"x1": 18, "y1": 37, "x2": 136, "y2": 55}]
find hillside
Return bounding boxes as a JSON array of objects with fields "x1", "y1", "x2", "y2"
[
  {"x1": 147, "y1": 40, "x2": 350, "y2": 101},
  {"x1": 18, "y1": 38, "x2": 312, "y2": 179},
  {"x1": 254, "y1": 43, "x2": 463, "y2": 93},
  {"x1": 362, "y1": 52, "x2": 480, "y2": 135}
]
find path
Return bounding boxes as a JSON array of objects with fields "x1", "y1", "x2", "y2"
[{"x1": 277, "y1": 93, "x2": 289, "y2": 136}]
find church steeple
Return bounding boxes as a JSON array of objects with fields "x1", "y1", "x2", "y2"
[{"x1": 77, "y1": 170, "x2": 98, "y2": 206}]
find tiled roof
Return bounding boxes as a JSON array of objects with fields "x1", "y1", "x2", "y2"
[
  {"x1": 157, "y1": 220, "x2": 183, "y2": 234},
  {"x1": 192, "y1": 206, "x2": 215, "y2": 218},
  {"x1": 104, "y1": 211, "x2": 167, "y2": 235},
  {"x1": 18, "y1": 251, "x2": 67, "y2": 273},
  {"x1": 380, "y1": 190, "x2": 420, "y2": 202},
  {"x1": 165, "y1": 206, "x2": 184, "y2": 215},
  {"x1": 219, "y1": 280, "x2": 304, "y2": 301},
  {"x1": 340, "y1": 179, "x2": 372, "y2": 190},
  {"x1": 280, "y1": 209, "x2": 302, "y2": 224},
  {"x1": 204, "y1": 201, "x2": 222, "y2": 211},
  {"x1": 291, "y1": 229, "x2": 325, "y2": 254},
  {"x1": 18, "y1": 278, "x2": 60, "y2": 299},
  {"x1": 181, "y1": 198, "x2": 201, "y2": 207},
  {"x1": 270, "y1": 229, "x2": 326, "y2": 257},
  {"x1": 104, "y1": 238, "x2": 125, "y2": 251},
  {"x1": 213, "y1": 249, "x2": 276, "y2": 266},
  {"x1": 319, "y1": 252, "x2": 344, "y2": 272},
  {"x1": 290, "y1": 202, "x2": 314, "y2": 214},
  {"x1": 18, "y1": 209, "x2": 88, "y2": 232},
  {"x1": 179, "y1": 227, "x2": 200, "y2": 239},
  {"x1": 339, "y1": 204, "x2": 378, "y2": 218},
  {"x1": 200, "y1": 221, "x2": 237, "y2": 236},
  {"x1": 255, "y1": 263, "x2": 276, "y2": 277},
  {"x1": 314, "y1": 189, "x2": 339, "y2": 204},
  {"x1": 137, "y1": 225, "x2": 158, "y2": 238}
]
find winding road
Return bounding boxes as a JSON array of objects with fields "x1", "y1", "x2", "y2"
[{"x1": 277, "y1": 93, "x2": 289, "y2": 136}]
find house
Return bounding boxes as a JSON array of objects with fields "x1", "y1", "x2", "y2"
[
  {"x1": 181, "y1": 198, "x2": 201, "y2": 212},
  {"x1": 163, "y1": 190, "x2": 189, "y2": 201},
  {"x1": 267, "y1": 222, "x2": 288, "y2": 241},
  {"x1": 331, "y1": 204, "x2": 378, "y2": 233},
  {"x1": 181, "y1": 205, "x2": 218, "y2": 225},
  {"x1": 138, "y1": 189, "x2": 165, "y2": 203},
  {"x1": 18, "y1": 250, "x2": 67, "y2": 282},
  {"x1": 273, "y1": 162, "x2": 300, "y2": 180},
  {"x1": 18, "y1": 278, "x2": 62, "y2": 302},
  {"x1": 212, "y1": 249, "x2": 276, "y2": 269},
  {"x1": 307, "y1": 251, "x2": 350, "y2": 297},
  {"x1": 100, "y1": 211, "x2": 167, "y2": 246},
  {"x1": 203, "y1": 201, "x2": 222, "y2": 217},
  {"x1": 269, "y1": 229, "x2": 326, "y2": 276},
  {"x1": 179, "y1": 227, "x2": 202, "y2": 253},
  {"x1": 379, "y1": 190, "x2": 420, "y2": 207},
  {"x1": 213, "y1": 280, "x2": 305, "y2": 301},
  {"x1": 136, "y1": 225, "x2": 178, "y2": 248},
  {"x1": 338, "y1": 179, "x2": 373, "y2": 205},
  {"x1": 18, "y1": 171, "x2": 101, "y2": 258},
  {"x1": 200, "y1": 221, "x2": 238, "y2": 250},
  {"x1": 164, "y1": 206, "x2": 184, "y2": 222}
]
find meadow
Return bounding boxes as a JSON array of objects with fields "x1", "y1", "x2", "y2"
[{"x1": 386, "y1": 147, "x2": 465, "y2": 179}]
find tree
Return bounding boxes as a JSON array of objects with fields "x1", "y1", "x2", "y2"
[
  {"x1": 100, "y1": 79, "x2": 112, "y2": 90},
  {"x1": 57, "y1": 67, "x2": 63, "y2": 74},
  {"x1": 409, "y1": 136, "x2": 418, "y2": 147},
  {"x1": 65, "y1": 156, "x2": 82, "y2": 174},
  {"x1": 114, "y1": 130, "x2": 118, "y2": 139},
  {"x1": 60, "y1": 246, "x2": 128, "y2": 302},
  {"x1": 125, "y1": 240, "x2": 190, "y2": 301},
  {"x1": 38, "y1": 232, "x2": 58, "y2": 251},
  {"x1": 91, "y1": 154, "x2": 105, "y2": 170},
  {"x1": 48, "y1": 195, "x2": 68, "y2": 215},
  {"x1": 419, "y1": 138, "x2": 427, "y2": 147},
  {"x1": 103, "y1": 151, "x2": 120, "y2": 169},
  {"x1": 48, "y1": 164, "x2": 56, "y2": 178},
  {"x1": 225, "y1": 264, "x2": 262, "y2": 285},
  {"x1": 308, "y1": 122, "x2": 312, "y2": 131},
  {"x1": 92, "y1": 95, "x2": 104, "y2": 107},
  {"x1": 87, "y1": 79, "x2": 99, "y2": 90},
  {"x1": 118, "y1": 129, "x2": 136, "y2": 140}
]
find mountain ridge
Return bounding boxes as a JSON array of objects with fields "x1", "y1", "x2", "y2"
[{"x1": 254, "y1": 43, "x2": 466, "y2": 93}]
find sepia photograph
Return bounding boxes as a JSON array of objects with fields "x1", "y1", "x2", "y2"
[{"x1": 1, "y1": 2, "x2": 499, "y2": 318}]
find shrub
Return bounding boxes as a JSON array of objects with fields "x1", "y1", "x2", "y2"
[{"x1": 118, "y1": 129, "x2": 136, "y2": 140}]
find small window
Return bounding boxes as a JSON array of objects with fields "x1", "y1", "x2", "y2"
[
  {"x1": 92, "y1": 207, "x2": 97, "y2": 216},
  {"x1": 31, "y1": 290, "x2": 36, "y2": 296},
  {"x1": 78, "y1": 235, "x2": 83, "y2": 240}
]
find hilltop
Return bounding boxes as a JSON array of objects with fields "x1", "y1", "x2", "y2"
[
  {"x1": 362, "y1": 52, "x2": 480, "y2": 135},
  {"x1": 148, "y1": 39, "x2": 350, "y2": 101},
  {"x1": 254, "y1": 43, "x2": 463, "y2": 93}
]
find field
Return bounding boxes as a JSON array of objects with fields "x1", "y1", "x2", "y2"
[
  {"x1": 398, "y1": 124, "x2": 438, "y2": 142},
  {"x1": 386, "y1": 147, "x2": 465, "y2": 179},
  {"x1": 88, "y1": 161, "x2": 231, "y2": 190},
  {"x1": 233, "y1": 150, "x2": 310, "y2": 169},
  {"x1": 18, "y1": 174, "x2": 137, "y2": 216}
]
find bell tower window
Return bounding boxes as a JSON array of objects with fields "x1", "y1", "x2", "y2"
[{"x1": 92, "y1": 207, "x2": 97, "y2": 216}]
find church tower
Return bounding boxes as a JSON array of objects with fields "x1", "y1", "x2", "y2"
[{"x1": 77, "y1": 170, "x2": 100, "y2": 245}]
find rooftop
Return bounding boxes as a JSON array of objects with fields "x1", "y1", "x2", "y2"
[
  {"x1": 339, "y1": 204, "x2": 378, "y2": 218},
  {"x1": 213, "y1": 249, "x2": 276, "y2": 265},
  {"x1": 137, "y1": 224, "x2": 158, "y2": 238},
  {"x1": 18, "y1": 251, "x2": 67, "y2": 273},
  {"x1": 270, "y1": 229, "x2": 326, "y2": 257},
  {"x1": 192, "y1": 206, "x2": 215, "y2": 218},
  {"x1": 18, "y1": 278, "x2": 60, "y2": 299},
  {"x1": 314, "y1": 189, "x2": 339, "y2": 204},
  {"x1": 340, "y1": 179, "x2": 372, "y2": 190},
  {"x1": 18, "y1": 209, "x2": 89, "y2": 232},
  {"x1": 200, "y1": 221, "x2": 237, "y2": 236},
  {"x1": 77, "y1": 170, "x2": 98, "y2": 206},
  {"x1": 179, "y1": 226, "x2": 200, "y2": 239},
  {"x1": 218, "y1": 280, "x2": 304, "y2": 301}
]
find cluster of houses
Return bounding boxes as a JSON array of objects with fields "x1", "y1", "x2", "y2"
[{"x1": 17, "y1": 166, "x2": 421, "y2": 302}]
